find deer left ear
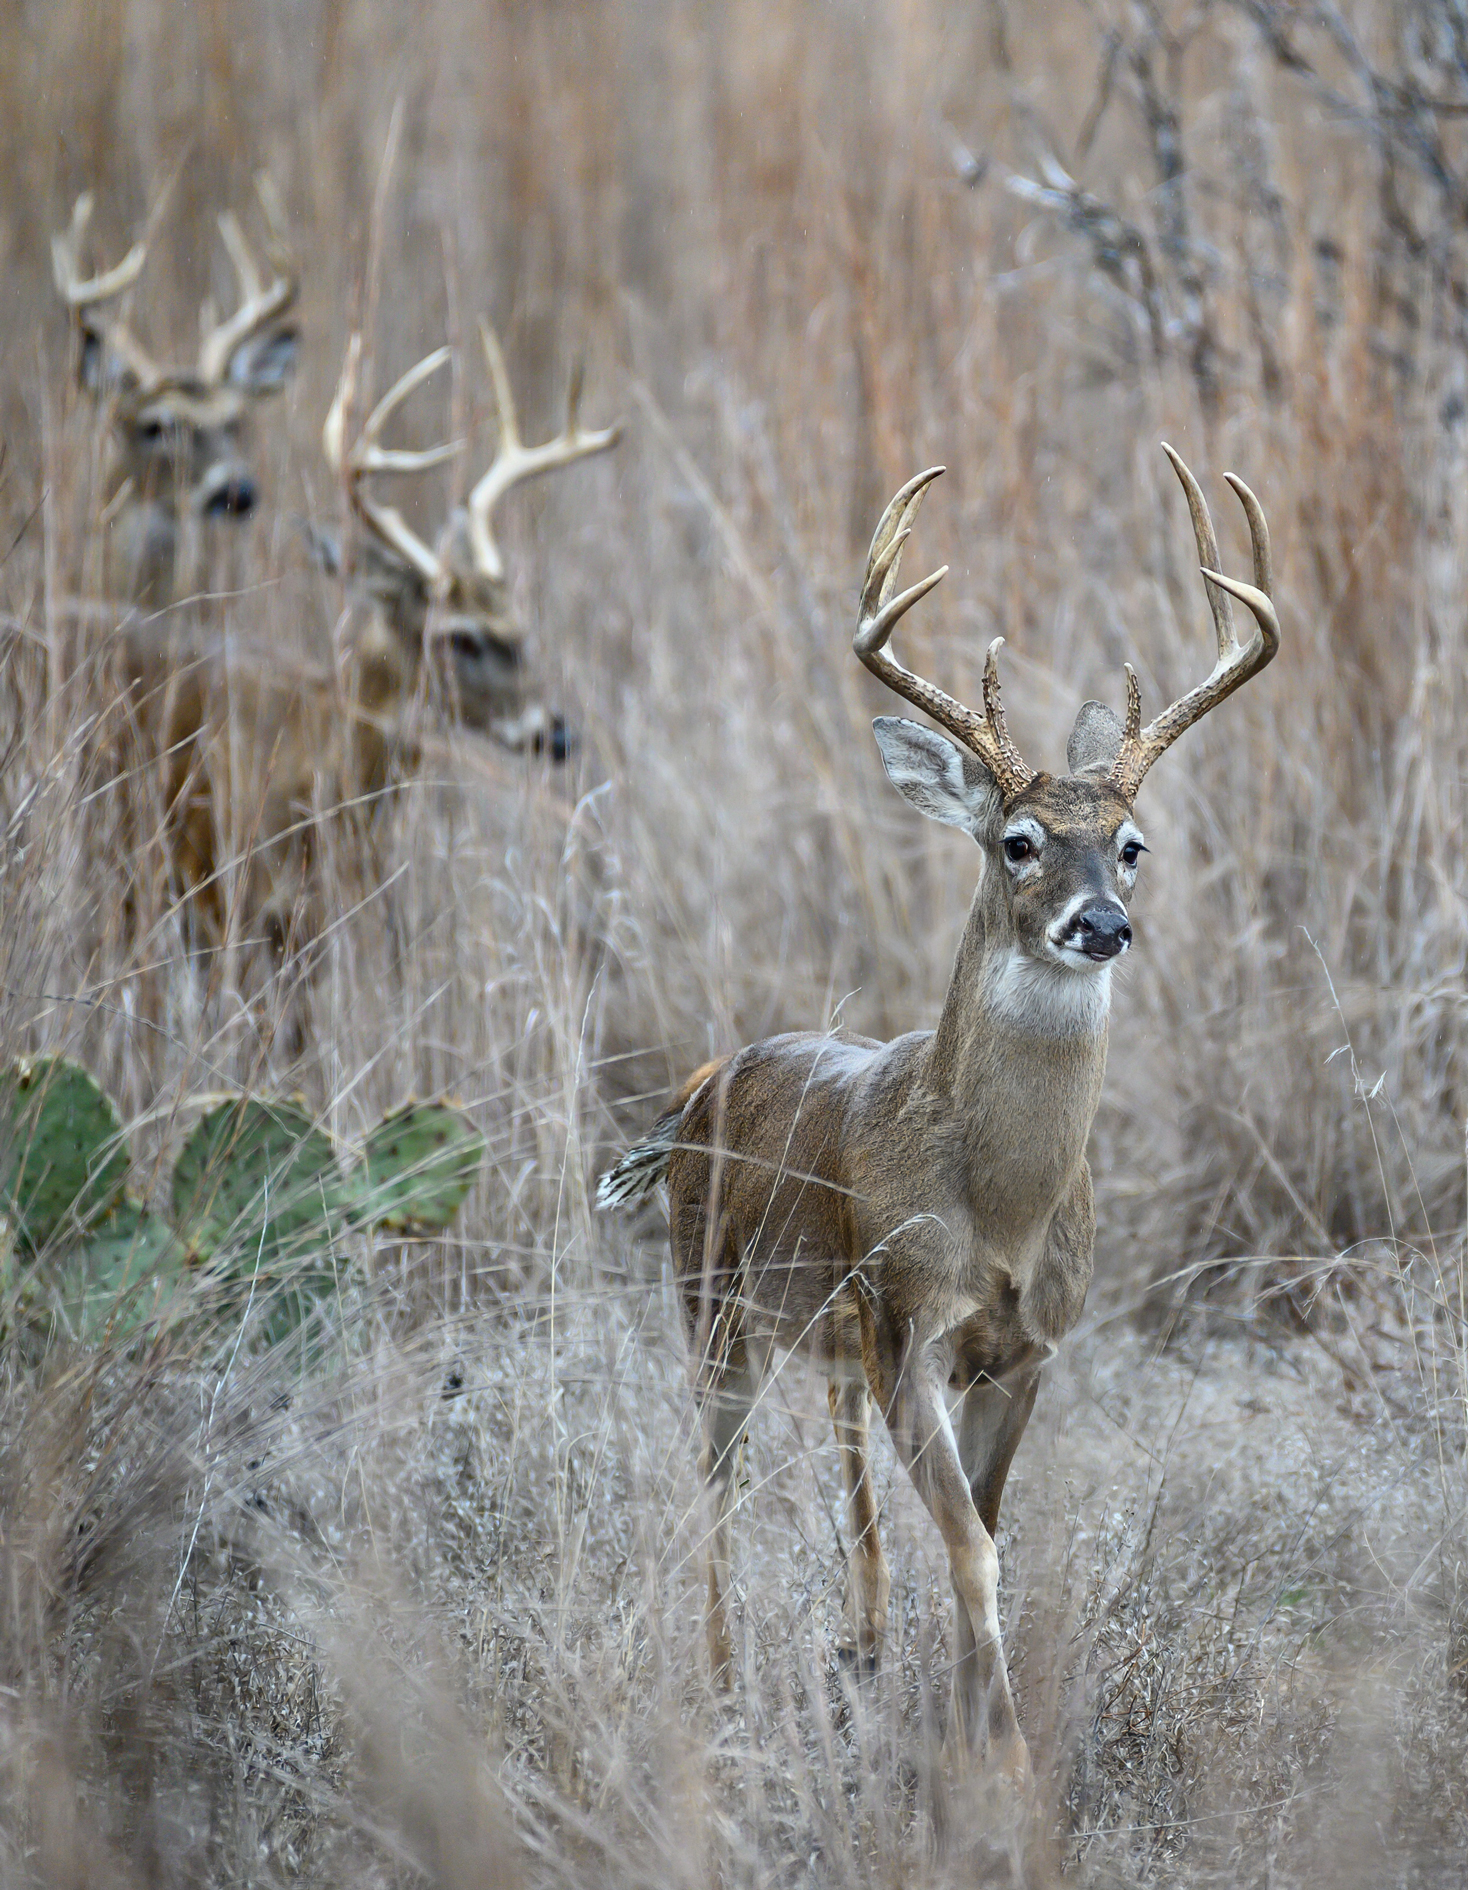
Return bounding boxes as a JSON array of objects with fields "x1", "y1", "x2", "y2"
[
  {"x1": 872, "y1": 717, "x2": 1002, "y2": 838},
  {"x1": 1066, "y1": 699, "x2": 1125, "y2": 777}
]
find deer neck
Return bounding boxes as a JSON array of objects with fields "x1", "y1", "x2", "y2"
[
  {"x1": 922, "y1": 868, "x2": 1111, "y2": 1216},
  {"x1": 106, "y1": 497, "x2": 180, "y2": 609}
]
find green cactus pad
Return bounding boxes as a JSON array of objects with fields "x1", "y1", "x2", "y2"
[
  {"x1": 0, "y1": 1057, "x2": 130, "y2": 1252},
  {"x1": 54, "y1": 1200, "x2": 189, "y2": 1344},
  {"x1": 171, "y1": 1098, "x2": 350, "y2": 1272},
  {"x1": 358, "y1": 1102, "x2": 485, "y2": 1231}
]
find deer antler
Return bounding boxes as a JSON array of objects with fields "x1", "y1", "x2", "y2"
[
  {"x1": 1106, "y1": 446, "x2": 1279, "y2": 802},
  {"x1": 51, "y1": 193, "x2": 162, "y2": 390},
  {"x1": 854, "y1": 467, "x2": 1037, "y2": 803},
  {"x1": 324, "y1": 333, "x2": 463, "y2": 583},
  {"x1": 198, "y1": 175, "x2": 299, "y2": 386},
  {"x1": 465, "y1": 319, "x2": 622, "y2": 582}
]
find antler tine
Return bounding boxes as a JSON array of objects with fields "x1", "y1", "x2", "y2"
[
  {"x1": 252, "y1": 171, "x2": 293, "y2": 275},
  {"x1": 51, "y1": 192, "x2": 160, "y2": 389},
  {"x1": 198, "y1": 178, "x2": 299, "y2": 386},
  {"x1": 1161, "y1": 441, "x2": 1237, "y2": 661},
  {"x1": 216, "y1": 208, "x2": 263, "y2": 304},
  {"x1": 1107, "y1": 447, "x2": 1280, "y2": 802},
  {"x1": 356, "y1": 347, "x2": 463, "y2": 475},
  {"x1": 466, "y1": 316, "x2": 622, "y2": 581},
  {"x1": 322, "y1": 330, "x2": 362, "y2": 477},
  {"x1": 1224, "y1": 471, "x2": 1273, "y2": 595},
  {"x1": 854, "y1": 468, "x2": 1036, "y2": 803},
  {"x1": 479, "y1": 317, "x2": 522, "y2": 455},
  {"x1": 52, "y1": 193, "x2": 148, "y2": 307},
  {"x1": 324, "y1": 336, "x2": 462, "y2": 585}
]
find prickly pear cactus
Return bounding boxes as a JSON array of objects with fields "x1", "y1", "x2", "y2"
[
  {"x1": 0, "y1": 1057, "x2": 130, "y2": 1252},
  {"x1": 357, "y1": 1102, "x2": 485, "y2": 1231},
  {"x1": 0, "y1": 1062, "x2": 486, "y2": 1351},
  {"x1": 53, "y1": 1201, "x2": 189, "y2": 1344},
  {"x1": 171, "y1": 1099, "x2": 351, "y2": 1273}
]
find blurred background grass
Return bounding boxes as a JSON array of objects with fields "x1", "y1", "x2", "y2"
[{"x1": 2, "y1": 1, "x2": 1467, "y2": 1883}]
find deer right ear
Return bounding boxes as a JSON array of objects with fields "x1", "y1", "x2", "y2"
[{"x1": 872, "y1": 717, "x2": 1001, "y2": 837}]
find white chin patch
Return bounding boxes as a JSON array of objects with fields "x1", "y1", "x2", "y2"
[
  {"x1": 1047, "y1": 932, "x2": 1129, "y2": 969},
  {"x1": 1049, "y1": 939, "x2": 1114, "y2": 969},
  {"x1": 489, "y1": 707, "x2": 550, "y2": 752},
  {"x1": 986, "y1": 948, "x2": 1114, "y2": 1036}
]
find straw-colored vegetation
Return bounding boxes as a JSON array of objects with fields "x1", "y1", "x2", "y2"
[{"x1": 2, "y1": 0, "x2": 1467, "y2": 1882}]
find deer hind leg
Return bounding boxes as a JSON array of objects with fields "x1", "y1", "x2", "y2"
[
  {"x1": 827, "y1": 1376, "x2": 890, "y2": 1670},
  {"x1": 696, "y1": 1349, "x2": 757, "y2": 1687},
  {"x1": 862, "y1": 1322, "x2": 1028, "y2": 1779}
]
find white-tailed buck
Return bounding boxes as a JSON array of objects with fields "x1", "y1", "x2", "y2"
[
  {"x1": 319, "y1": 319, "x2": 621, "y2": 769},
  {"x1": 598, "y1": 447, "x2": 1279, "y2": 1781},
  {"x1": 54, "y1": 179, "x2": 299, "y2": 606}
]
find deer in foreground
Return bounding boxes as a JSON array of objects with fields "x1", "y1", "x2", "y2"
[
  {"x1": 53, "y1": 180, "x2": 299, "y2": 608},
  {"x1": 598, "y1": 447, "x2": 1279, "y2": 1781}
]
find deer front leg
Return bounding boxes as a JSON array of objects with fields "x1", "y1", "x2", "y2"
[
  {"x1": 863, "y1": 1327, "x2": 1028, "y2": 1780},
  {"x1": 827, "y1": 1376, "x2": 890, "y2": 1670},
  {"x1": 949, "y1": 1369, "x2": 1039, "y2": 1757}
]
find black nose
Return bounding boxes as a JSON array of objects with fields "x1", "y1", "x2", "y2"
[
  {"x1": 205, "y1": 475, "x2": 257, "y2": 518},
  {"x1": 1075, "y1": 903, "x2": 1132, "y2": 961}
]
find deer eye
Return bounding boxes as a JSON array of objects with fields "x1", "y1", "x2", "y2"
[
  {"x1": 1003, "y1": 835, "x2": 1033, "y2": 864},
  {"x1": 1119, "y1": 840, "x2": 1146, "y2": 869}
]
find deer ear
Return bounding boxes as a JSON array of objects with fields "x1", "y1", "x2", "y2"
[
  {"x1": 1066, "y1": 699, "x2": 1125, "y2": 777},
  {"x1": 78, "y1": 321, "x2": 139, "y2": 398},
  {"x1": 228, "y1": 324, "x2": 298, "y2": 395},
  {"x1": 872, "y1": 718, "x2": 1001, "y2": 838}
]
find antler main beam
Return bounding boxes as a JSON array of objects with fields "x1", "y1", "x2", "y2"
[
  {"x1": 466, "y1": 319, "x2": 622, "y2": 582},
  {"x1": 1106, "y1": 445, "x2": 1279, "y2": 801},
  {"x1": 854, "y1": 467, "x2": 1036, "y2": 804}
]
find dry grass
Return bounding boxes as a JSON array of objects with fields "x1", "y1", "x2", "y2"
[{"x1": 2, "y1": 0, "x2": 1468, "y2": 1882}]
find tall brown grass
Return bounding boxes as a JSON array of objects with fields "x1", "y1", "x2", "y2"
[{"x1": 2, "y1": 0, "x2": 1468, "y2": 1882}]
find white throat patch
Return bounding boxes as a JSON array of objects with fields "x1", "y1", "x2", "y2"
[{"x1": 984, "y1": 948, "x2": 1113, "y2": 1037}]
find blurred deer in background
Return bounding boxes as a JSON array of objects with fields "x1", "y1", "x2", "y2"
[
  {"x1": 53, "y1": 178, "x2": 299, "y2": 608},
  {"x1": 52, "y1": 200, "x2": 621, "y2": 947},
  {"x1": 599, "y1": 447, "x2": 1279, "y2": 1782},
  {"x1": 53, "y1": 180, "x2": 307, "y2": 942},
  {"x1": 319, "y1": 318, "x2": 622, "y2": 778}
]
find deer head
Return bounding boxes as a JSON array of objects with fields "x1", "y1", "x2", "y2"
[
  {"x1": 53, "y1": 180, "x2": 299, "y2": 604},
  {"x1": 857, "y1": 447, "x2": 1278, "y2": 997},
  {"x1": 322, "y1": 322, "x2": 620, "y2": 761}
]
